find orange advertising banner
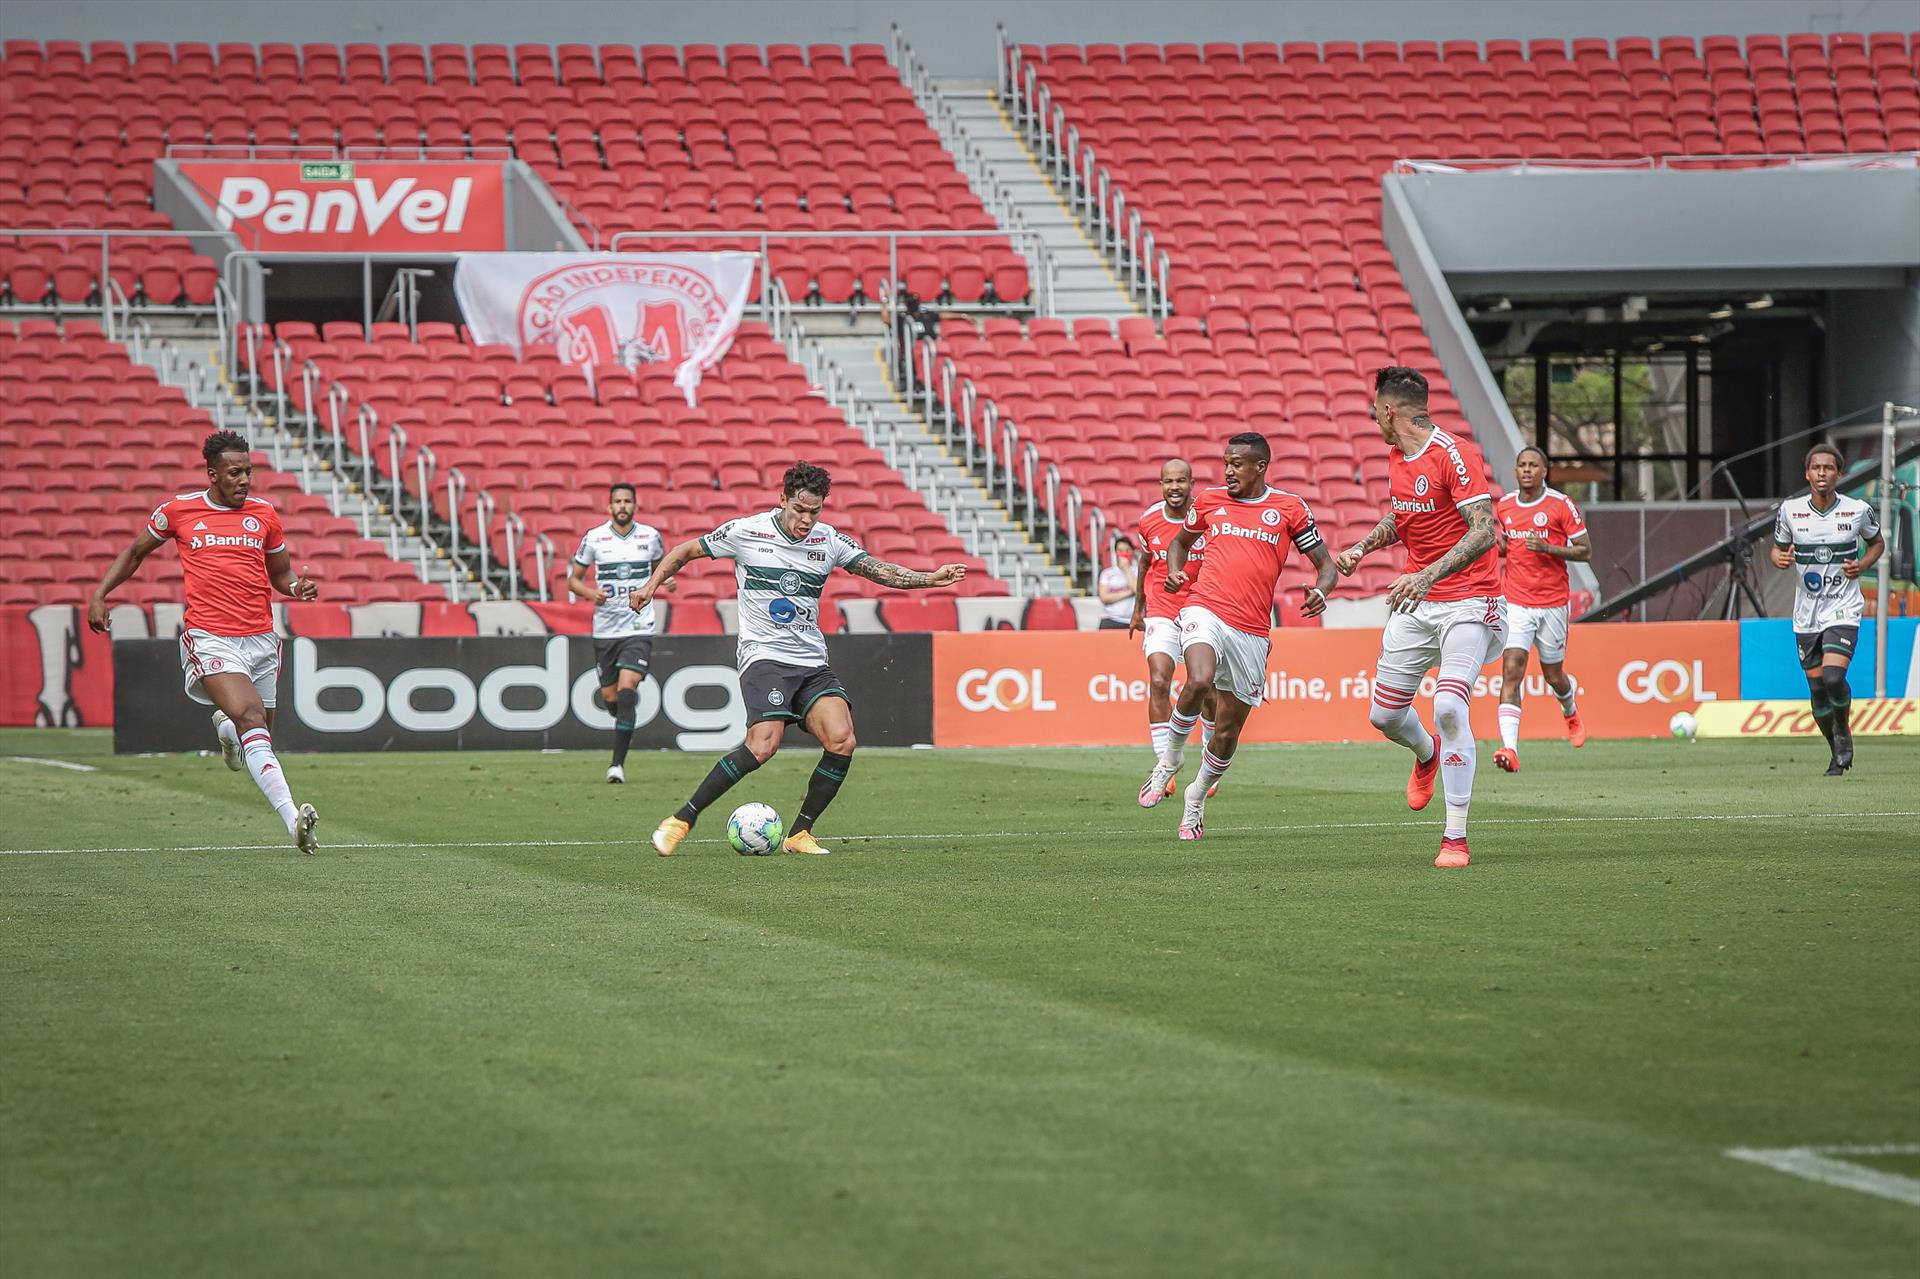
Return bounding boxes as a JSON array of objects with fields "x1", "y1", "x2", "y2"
[{"x1": 931, "y1": 622, "x2": 1740, "y2": 747}]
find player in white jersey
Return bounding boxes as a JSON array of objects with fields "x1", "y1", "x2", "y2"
[
  {"x1": 1769, "y1": 443, "x2": 1884, "y2": 775},
  {"x1": 631, "y1": 462, "x2": 967, "y2": 856},
  {"x1": 567, "y1": 481, "x2": 668, "y2": 783}
]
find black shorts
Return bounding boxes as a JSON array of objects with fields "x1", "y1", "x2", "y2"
[
  {"x1": 741, "y1": 661, "x2": 849, "y2": 724},
  {"x1": 594, "y1": 635, "x2": 654, "y2": 688},
  {"x1": 1796, "y1": 625, "x2": 1858, "y2": 670}
]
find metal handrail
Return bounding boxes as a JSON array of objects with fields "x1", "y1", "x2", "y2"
[
  {"x1": 445, "y1": 466, "x2": 468, "y2": 569},
  {"x1": 504, "y1": 512, "x2": 525, "y2": 600},
  {"x1": 1045, "y1": 463, "x2": 1062, "y2": 553},
  {"x1": 473, "y1": 489, "x2": 497, "y2": 593},
  {"x1": 269, "y1": 340, "x2": 292, "y2": 435},
  {"x1": 415, "y1": 444, "x2": 438, "y2": 545},
  {"x1": 384, "y1": 420, "x2": 409, "y2": 556},
  {"x1": 1019, "y1": 437, "x2": 1038, "y2": 525},
  {"x1": 1065, "y1": 484, "x2": 1083, "y2": 582},
  {"x1": 534, "y1": 532, "x2": 555, "y2": 603},
  {"x1": 354, "y1": 404, "x2": 378, "y2": 537},
  {"x1": 981, "y1": 400, "x2": 1001, "y2": 492},
  {"x1": 1085, "y1": 503, "x2": 1107, "y2": 590}
]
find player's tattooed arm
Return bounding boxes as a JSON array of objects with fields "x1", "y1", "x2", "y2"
[
  {"x1": 1386, "y1": 500, "x2": 1498, "y2": 610},
  {"x1": 629, "y1": 537, "x2": 709, "y2": 611},
  {"x1": 846, "y1": 557, "x2": 968, "y2": 589},
  {"x1": 87, "y1": 527, "x2": 166, "y2": 633},
  {"x1": 1335, "y1": 513, "x2": 1397, "y2": 576},
  {"x1": 1300, "y1": 542, "x2": 1338, "y2": 619},
  {"x1": 1128, "y1": 544, "x2": 1149, "y2": 636}
]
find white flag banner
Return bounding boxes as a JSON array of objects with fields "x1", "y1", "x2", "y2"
[{"x1": 453, "y1": 252, "x2": 758, "y2": 405}]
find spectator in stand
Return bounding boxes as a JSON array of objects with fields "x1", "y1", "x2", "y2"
[{"x1": 1098, "y1": 535, "x2": 1136, "y2": 629}]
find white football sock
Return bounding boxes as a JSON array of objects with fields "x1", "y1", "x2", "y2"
[
  {"x1": 1497, "y1": 702, "x2": 1521, "y2": 751},
  {"x1": 1368, "y1": 686, "x2": 1434, "y2": 762},
  {"x1": 1444, "y1": 801, "x2": 1471, "y2": 840},
  {"x1": 1199, "y1": 717, "x2": 1215, "y2": 752},
  {"x1": 1150, "y1": 720, "x2": 1171, "y2": 758},
  {"x1": 1162, "y1": 707, "x2": 1198, "y2": 766},
  {"x1": 239, "y1": 728, "x2": 299, "y2": 833},
  {"x1": 1553, "y1": 678, "x2": 1578, "y2": 717},
  {"x1": 1434, "y1": 673, "x2": 1477, "y2": 839},
  {"x1": 216, "y1": 715, "x2": 239, "y2": 751},
  {"x1": 1189, "y1": 746, "x2": 1231, "y2": 804}
]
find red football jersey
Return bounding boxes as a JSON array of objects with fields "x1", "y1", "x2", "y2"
[
  {"x1": 1388, "y1": 428, "x2": 1501, "y2": 603},
  {"x1": 1497, "y1": 488, "x2": 1588, "y2": 607},
  {"x1": 145, "y1": 490, "x2": 285, "y2": 636},
  {"x1": 1136, "y1": 500, "x2": 1207, "y2": 620},
  {"x1": 1182, "y1": 485, "x2": 1322, "y2": 636}
]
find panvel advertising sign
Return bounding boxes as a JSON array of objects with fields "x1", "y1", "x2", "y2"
[
  {"x1": 178, "y1": 160, "x2": 506, "y2": 251},
  {"x1": 931, "y1": 622, "x2": 1741, "y2": 747}
]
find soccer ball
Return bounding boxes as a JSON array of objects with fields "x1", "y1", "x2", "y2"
[
  {"x1": 726, "y1": 803, "x2": 784, "y2": 856},
  {"x1": 1669, "y1": 711, "x2": 1698, "y2": 739}
]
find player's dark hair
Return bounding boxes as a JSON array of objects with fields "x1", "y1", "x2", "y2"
[
  {"x1": 202, "y1": 430, "x2": 250, "y2": 465},
  {"x1": 1516, "y1": 445, "x2": 1549, "y2": 467},
  {"x1": 1805, "y1": 442, "x2": 1843, "y2": 469},
  {"x1": 1226, "y1": 431, "x2": 1270, "y2": 463},
  {"x1": 1375, "y1": 366, "x2": 1430, "y2": 409},
  {"x1": 609, "y1": 481, "x2": 636, "y2": 499},
  {"x1": 783, "y1": 461, "x2": 832, "y2": 500}
]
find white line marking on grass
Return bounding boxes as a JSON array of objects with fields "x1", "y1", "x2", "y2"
[
  {"x1": 1726, "y1": 1145, "x2": 1920, "y2": 1207},
  {"x1": 4, "y1": 810, "x2": 1918, "y2": 857},
  {"x1": 4, "y1": 756, "x2": 98, "y2": 772}
]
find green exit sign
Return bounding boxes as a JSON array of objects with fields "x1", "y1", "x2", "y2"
[{"x1": 299, "y1": 161, "x2": 355, "y2": 182}]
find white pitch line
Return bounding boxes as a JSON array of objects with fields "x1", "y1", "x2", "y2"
[
  {"x1": 4, "y1": 756, "x2": 99, "y2": 772},
  {"x1": 1726, "y1": 1145, "x2": 1920, "y2": 1207},
  {"x1": 3, "y1": 809, "x2": 1918, "y2": 858}
]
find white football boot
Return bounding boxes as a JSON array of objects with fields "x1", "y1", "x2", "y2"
[
  {"x1": 211, "y1": 710, "x2": 243, "y2": 772},
  {"x1": 294, "y1": 803, "x2": 320, "y2": 855},
  {"x1": 606, "y1": 764, "x2": 626, "y2": 784},
  {"x1": 1138, "y1": 755, "x2": 1181, "y2": 808}
]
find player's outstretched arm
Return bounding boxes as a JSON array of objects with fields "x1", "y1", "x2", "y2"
[
  {"x1": 1299, "y1": 543, "x2": 1338, "y2": 619},
  {"x1": 1524, "y1": 531, "x2": 1592, "y2": 562},
  {"x1": 87, "y1": 529, "x2": 165, "y2": 633},
  {"x1": 845, "y1": 557, "x2": 967, "y2": 590},
  {"x1": 630, "y1": 537, "x2": 708, "y2": 610},
  {"x1": 1337, "y1": 513, "x2": 1397, "y2": 577},
  {"x1": 1385, "y1": 500, "x2": 1498, "y2": 610},
  {"x1": 266, "y1": 549, "x2": 320, "y2": 602}
]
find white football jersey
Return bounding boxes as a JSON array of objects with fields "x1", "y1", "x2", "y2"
[
  {"x1": 700, "y1": 509, "x2": 867, "y2": 670},
  {"x1": 1772, "y1": 494, "x2": 1881, "y2": 633},
  {"x1": 573, "y1": 520, "x2": 666, "y2": 638}
]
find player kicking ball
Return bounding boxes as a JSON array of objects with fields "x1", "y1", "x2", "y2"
[
  {"x1": 1769, "y1": 443, "x2": 1884, "y2": 775},
  {"x1": 633, "y1": 462, "x2": 966, "y2": 856},
  {"x1": 567, "y1": 481, "x2": 668, "y2": 784},
  {"x1": 1128, "y1": 458, "x2": 1220, "y2": 799},
  {"x1": 1491, "y1": 446, "x2": 1592, "y2": 772},
  {"x1": 1337, "y1": 368, "x2": 1503, "y2": 869},
  {"x1": 87, "y1": 430, "x2": 322, "y2": 853},
  {"x1": 1139, "y1": 433, "x2": 1335, "y2": 840}
]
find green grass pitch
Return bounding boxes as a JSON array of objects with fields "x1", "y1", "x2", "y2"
[{"x1": 2, "y1": 728, "x2": 1916, "y2": 1277}]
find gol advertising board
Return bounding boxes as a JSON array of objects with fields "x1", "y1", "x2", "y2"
[
  {"x1": 113, "y1": 634, "x2": 931, "y2": 753},
  {"x1": 177, "y1": 160, "x2": 505, "y2": 251},
  {"x1": 931, "y1": 622, "x2": 1741, "y2": 747}
]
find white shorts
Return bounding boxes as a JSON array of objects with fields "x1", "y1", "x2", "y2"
[
  {"x1": 1141, "y1": 615, "x2": 1183, "y2": 662},
  {"x1": 1179, "y1": 605, "x2": 1270, "y2": 707},
  {"x1": 1373, "y1": 595, "x2": 1507, "y2": 692},
  {"x1": 1505, "y1": 603, "x2": 1569, "y2": 663},
  {"x1": 179, "y1": 629, "x2": 281, "y2": 708}
]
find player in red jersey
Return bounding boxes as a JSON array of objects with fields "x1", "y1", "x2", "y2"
[
  {"x1": 1127, "y1": 459, "x2": 1220, "y2": 795},
  {"x1": 87, "y1": 431, "x2": 322, "y2": 853},
  {"x1": 1139, "y1": 434, "x2": 1335, "y2": 840},
  {"x1": 1492, "y1": 447, "x2": 1592, "y2": 772},
  {"x1": 1335, "y1": 368, "x2": 1503, "y2": 869}
]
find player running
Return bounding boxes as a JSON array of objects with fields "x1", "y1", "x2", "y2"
[
  {"x1": 1769, "y1": 443, "x2": 1884, "y2": 775},
  {"x1": 567, "y1": 482, "x2": 667, "y2": 784},
  {"x1": 1336, "y1": 368, "x2": 1503, "y2": 869},
  {"x1": 1138, "y1": 434, "x2": 1335, "y2": 840},
  {"x1": 1127, "y1": 458, "x2": 1220, "y2": 796},
  {"x1": 633, "y1": 462, "x2": 966, "y2": 856},
  {"x1": 86, "y1": 430, "x2": 322, "y2": 852},
  {"x1": 1491, "y1": 447, "x2": 1591, "y2": 773}
]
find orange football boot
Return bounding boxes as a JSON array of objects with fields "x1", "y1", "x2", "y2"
[
  {"x1": 1493, "y1": 747, "x2": 1520, "y2": 773},
  {"x1": 1407, "y1": 746, "x2": 1439, "y2": 810},
  {"x1": 1435, "y1": 835, "x2": 1471, "y2": 868},
  {"x1": 1565, "y1": 711, "x2": 1588, "y2": 748}
]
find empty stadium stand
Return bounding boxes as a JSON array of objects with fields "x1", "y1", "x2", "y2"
[
  {"x1": 241, "y1": 318, "x2": 1007, "y2": 611},
  {"x1": 935, "y1": 32, "x2": 1918, "y2": 604},
  {"x1": 0, "y1": 318, "x2": 444, "y2": 606},
  {"x1": 0, "y1": 39, "x2": 1028, "y2": 309}
]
